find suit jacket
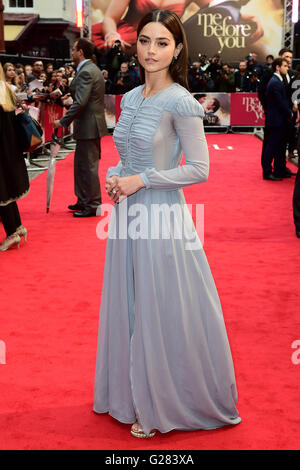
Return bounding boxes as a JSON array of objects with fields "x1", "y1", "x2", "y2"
[
  {"x1": 60, "y1": 59, "x2": 108, "y2": 140},
  {"x1": 265, "y1": 75, "x2": 292, "y2": 127}
]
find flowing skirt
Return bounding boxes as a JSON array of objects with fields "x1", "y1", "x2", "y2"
[{"x1": 94, "y1": 187, "x2": 241, "y2": 435}]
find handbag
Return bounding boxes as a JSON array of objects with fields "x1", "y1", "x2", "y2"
[{"x1": 15, "y1": 110, "x2": 43, "y2": 152}]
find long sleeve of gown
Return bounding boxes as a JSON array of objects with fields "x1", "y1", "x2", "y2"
[
  {"x1": 140, "y1": 96, "x2": 209, "y2": 190},
  {"x1": 106, "y1": 94, "x2": 127, "y2": 180},
  {"x1": 106, "y1": 160, "x2": 123, "y2": 179}
]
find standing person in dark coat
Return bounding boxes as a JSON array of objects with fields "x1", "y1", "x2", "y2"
[
  {"x1": 54, "y1": 38, "x2": 108, "y2": 217},
  {"x1": 0, "y1": 64, "x2": 29, "y2": 251},
  {"x1": 261, "y1": 58, "x2": 293, "y2": 181},
  {"x1": 258, "y1": 48, "x2": 297, "y2": 175},
  {"x1": 235, "y1": 60, "x2": 251, "y2": 92}
]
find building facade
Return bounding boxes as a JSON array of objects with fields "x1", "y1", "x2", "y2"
[{"x1": 3, "y1": 0, "x2": 80, "y2": 58}]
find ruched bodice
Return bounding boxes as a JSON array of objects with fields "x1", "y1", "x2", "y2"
[{"x1": 109, "y1": 83, "x2": 209, "y2": 188}]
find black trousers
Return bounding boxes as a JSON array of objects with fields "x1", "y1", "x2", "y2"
[
  {"x1": 74, "y1": 138, "x2": 101, "y2": 211},
  {"x1": 287, "y1": 112, "x2": 298, "y2": 153},
  {"x1": 0, "y1": 202, "x2": 21, "y2": 237},
  {"x1": 261, "y1": 124, "x2": 288, "y2": 177}
]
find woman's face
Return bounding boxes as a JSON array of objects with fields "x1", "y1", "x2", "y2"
[
  {"x1": 51, "y1": 72, "x2": 57, "y2": 83},
  {"x1": 6, "y1": 66, "x2": 16, "y2": 80},
  {"x1": 137, "y1": 22, "x2": 179, "y2": 76}
]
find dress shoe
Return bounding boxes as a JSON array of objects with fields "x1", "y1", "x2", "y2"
[
  {"x1": 296, "y1": 230, "x2": 300, "y2": 238},
  {"x1": 68, "y1": 203, "x2": 83, "y2": 211},
  {"x1": 263, "y1": 174, "x2": 282, "y2": 181},
  {"x1": 284, "y1": 168, "x2": 297, "y2": 176},
  {"x1": 73, "y1": 209, "x2": 97, "y2": 218}
]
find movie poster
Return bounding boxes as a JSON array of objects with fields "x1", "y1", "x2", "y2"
[
  {"x1": 193, "y1": 92, "x2": 231, "y2": 126},
  {"x1": 91, "y1": 0, "x2": 283, "y2": 63}
]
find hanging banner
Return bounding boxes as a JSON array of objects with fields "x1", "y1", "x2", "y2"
[
  {"x1": 230, "y1": 92, "x2": 265, "y2": 126},
  {"x1": 91, "y1": 0, "x2": 283, "y2": 62}
]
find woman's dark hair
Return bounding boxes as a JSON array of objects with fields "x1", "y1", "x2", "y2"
[{"x1": 136, "y1": 9, "x2": 189, "y2": 90}]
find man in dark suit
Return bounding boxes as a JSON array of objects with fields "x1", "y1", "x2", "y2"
[
  {"x1": 258, "y1": 48, "x2": 297, "y2": 177},
  {"x1": 54, "y1": 38, "x2": 108, "y2": 217},
  {"x1": 261, "y1": 58, "x2": 293, "y2": 180}
]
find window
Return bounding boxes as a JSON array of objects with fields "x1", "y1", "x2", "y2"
[{"x1": 9, "y1": 0, "x2": 33, "y2": 7}]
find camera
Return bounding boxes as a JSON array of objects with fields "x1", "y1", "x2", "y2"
[{"x1": 113, "y1": 40, "x2": 121, "y2": 49}]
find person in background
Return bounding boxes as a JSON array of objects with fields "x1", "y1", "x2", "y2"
[
  {"x1": 249, "y1": 71, "x2": 260, "y2": 92},
  {"x1": 45, "y1": 63, "x2": 54, "y2": 75},
  {"x1": 279, "y1": 48, "x2": 299, "y2": 163},
  {"x1": 102, "y1": 69, "x2": 113, "y2": 93},
  {"x1": 261, "y1": 58, "x2": 293, "y2": 181},
  {"x1": 215, "y1": 63, "x2": 235, "y2": 92},
  {"x1": 27, "y1": 60, "x2": 44, "y2": 82},
  {"x1": 16, "y1": 69, "x2": 27, "y2": 92},
  {"x1": 24, "y1": 64, "x2": 33, "y2": 81},
  {"x1": 39, "y1": 72, "x2": 47, "y2": 84},
  {"x1": 265, "y1": 55, "x2": 274, "y2": 70},
  {"x1": 3, "y1": 63, "x2": 18, "y2": 92},
  {"x1": 0, "y1": 64, "x2": 29, "y2": 252},
  {"x1": 246, "y1": 52, "x2": 263, "y2": 78},
  {"x1": 53, "y1": 38, "x2": 108, "y2": 218},
  {"x1": 113, "y1": 61, "x2": 134, "y2": 94},
  {"x1": 235, "y1": 60, "x2": 251, "y2": 92}
]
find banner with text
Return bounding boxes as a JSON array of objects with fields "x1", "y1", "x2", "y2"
[
  {"x1": 230, "y1": 92, "x2": 265, "y2": 126},
  {"x1": 91, "y1": 0, "x2": 283, "y2": 62}
]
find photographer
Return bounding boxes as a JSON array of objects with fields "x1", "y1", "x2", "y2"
[
  {"x1": 249, "y1": 71, "x2": 260, "y2": 92},
  {"x1": 207, "y1": 55, "x2": 223, "y2": 82},
  {"x1": 188, "y1": 61, "x2": 206, "y2": 92},
  {"x1": 215, "y1": 63, "x2": 235, "y2": 92},
  {"x1": 235, "y1": 60, "x2": 251, "y2": 92},
  {"x1": 128, "y1": 56, "x2": 140, "y2": 88},
  {"x1": 105, "y1": 40, "x2": 130, "y2": 81},
  {"x1": 112, "y1": 62, "x2": 134, "y2": 94}
]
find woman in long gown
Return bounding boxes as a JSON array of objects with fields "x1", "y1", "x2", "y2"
[
  {"x1": 0, "y1": 64, "x2": 29, "y2": 252},
  {"x1": 93, "y1": 9, "x2": 241, "y2": 438}
]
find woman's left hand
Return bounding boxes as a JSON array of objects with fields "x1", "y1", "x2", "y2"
[{"x1": 108, "y1": 174, "x2": 145, "y2": 202}]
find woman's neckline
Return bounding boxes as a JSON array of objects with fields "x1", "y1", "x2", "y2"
[{"x1": 141, "y1": 82, "x2": 177, "y2": 99}]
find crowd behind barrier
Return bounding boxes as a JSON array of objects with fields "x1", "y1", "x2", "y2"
[{"x1": 2, "y1": 49, "x2": 299, "y2": 146}]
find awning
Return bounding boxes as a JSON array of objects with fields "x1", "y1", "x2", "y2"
[
  {"x1": 4, "y1": 25, "x2": 26, "y2": 41},
  {"x1": 4, "y1": 13, "x2": 39, "y2": 43}
]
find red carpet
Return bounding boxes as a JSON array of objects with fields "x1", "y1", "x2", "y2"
[{"x1": 1, "y1": 134, "x2": 300, "y2": 450}]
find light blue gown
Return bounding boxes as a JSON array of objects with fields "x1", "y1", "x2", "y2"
[{"x1": 93, "y1": 83, "x2": 241, "y2": 435}]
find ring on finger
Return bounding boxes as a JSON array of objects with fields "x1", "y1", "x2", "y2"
[{"x1": 112, "y1": 188, "x2": 117, "y2": 194}]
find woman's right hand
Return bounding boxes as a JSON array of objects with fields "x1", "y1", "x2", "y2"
[{"x1": 106, "y1": 175, "x2": 120, "y2": 202}]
